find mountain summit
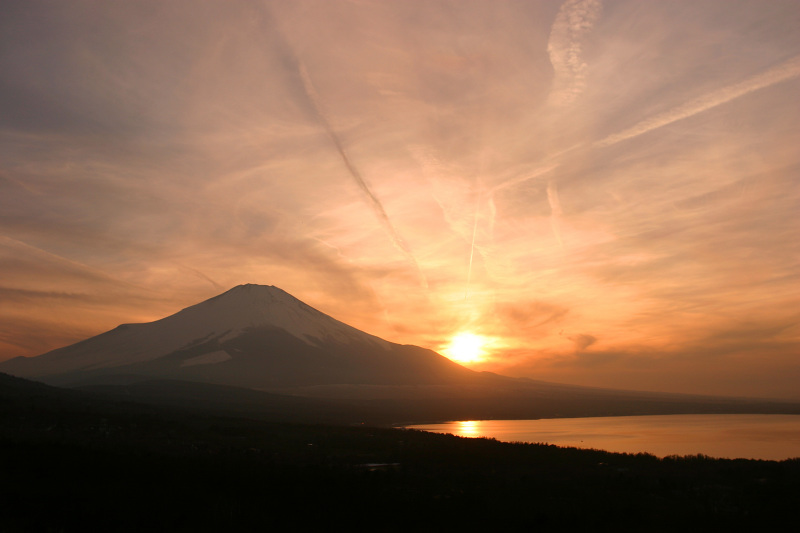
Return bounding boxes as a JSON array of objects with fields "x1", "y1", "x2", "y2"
[{"x1": 0, "y1": 284, "x2": 472, "y2": 388}]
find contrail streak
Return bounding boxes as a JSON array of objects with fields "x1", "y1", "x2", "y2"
[
  {"x1": 295, "y1": 62, "x2": 427, "y2": 287},
  {"x1": 174, "y1": 263, "x2": 225, "y2": 292},
  {"x1": 0, "y1": 235, "x2": 135, "y2": 288},
  {"x1": 490, "y1": 162, "x2": 562, "y2": 195},
  {"x1": 546, "y1": 180, "x2": 565, "y2": 248},
  {"x1": 261, "y1": 3, "x2": 427, "y2": 288},
  {"x1": 596, "y1": 54, "x2": 800, "y2": 148},
  {"x1": 464, "y1": 203, "x2": 480, "y2": 300}
]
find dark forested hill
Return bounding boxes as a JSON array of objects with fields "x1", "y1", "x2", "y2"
[{"x1": 2, "y1": 373, "x2": 798, "y2": 532}]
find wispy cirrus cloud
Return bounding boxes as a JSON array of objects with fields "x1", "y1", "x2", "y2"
[{"x1": 546, "y1": 0, "x2": 604, "y2": 108}]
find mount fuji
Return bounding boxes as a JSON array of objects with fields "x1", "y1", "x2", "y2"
[
  {"x1": 0, "y1": 284, "x2": 474, "y2": 389},
  {"x1": 4, "y1": 284, "x2": 799, "y2": 422}
]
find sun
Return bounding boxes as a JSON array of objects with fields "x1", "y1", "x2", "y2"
[{"x1": 443, "y1": 332, "x2": 490, "y2": 364}]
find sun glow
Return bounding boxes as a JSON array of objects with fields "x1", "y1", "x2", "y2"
[{"x1": 443, "y1": 332, "x2": 490, "y2": 364}]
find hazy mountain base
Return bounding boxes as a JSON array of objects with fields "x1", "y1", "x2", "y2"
[
  {"x1": 78, "y1": 376, "x2": 800, "y2": 427},
  {"x1": 24, "y1": 325, "x2": 473, "y2": 391},
  {"x1": 6, "y1": 283, "x2": 798, "y2": 425},
  {"x1": 2, "y1": 374, "x2": 799, "y2": 532}
]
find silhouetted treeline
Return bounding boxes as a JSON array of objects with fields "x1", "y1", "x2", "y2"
[{"x1": 2, "y1": 373, "x2": 799, "y2": 532}]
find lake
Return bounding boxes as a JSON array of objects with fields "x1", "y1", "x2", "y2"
[{"x1": 406, "y1": 414, "x2": 800, "y2": 460}]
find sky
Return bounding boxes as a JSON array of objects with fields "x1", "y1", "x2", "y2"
[{"x1": 1, "y1": 0, "x2": 799, "y2": 399}]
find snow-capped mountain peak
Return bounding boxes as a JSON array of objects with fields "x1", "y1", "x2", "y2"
[
  {"x1": 1, "y1": 284, "x2": 390, "y2": 377},
  {"x1": 166, "y1": 284, "x2": 389, "y2": 349}
]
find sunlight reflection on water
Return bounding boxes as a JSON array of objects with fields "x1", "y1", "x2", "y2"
[
  {"x1": 407, "y1": 415, "x2": 800, "y2": 460},
  {"x1": 457, "y1": 420, "x2": 481, "y2": 437}
]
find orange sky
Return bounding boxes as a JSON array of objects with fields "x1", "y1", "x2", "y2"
[{"x1": 1, "y1": 0, "x2": 798, "y2": 399}]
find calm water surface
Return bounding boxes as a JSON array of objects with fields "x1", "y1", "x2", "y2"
[{"x1": 406, "y1": 415, "x2": 800, "y2": 460}]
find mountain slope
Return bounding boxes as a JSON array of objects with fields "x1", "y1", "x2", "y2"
[{"x1": 0, "y1": 284, "x2": 473, "y2": 388}]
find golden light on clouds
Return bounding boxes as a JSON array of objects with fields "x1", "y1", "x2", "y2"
[{"x1": 0, "y1": 0, "x2": 798, "y2": 399}]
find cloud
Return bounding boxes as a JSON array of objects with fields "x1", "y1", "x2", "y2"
[
  {"x1": 546, "y1": 0, "x2": 603, "y2": 107},
  {"x1": 568, "y1": 333, "x2": 597, "y2": 351},
  {"x1": 494, "y1": 301, "x2": 569, "y2": 332}
]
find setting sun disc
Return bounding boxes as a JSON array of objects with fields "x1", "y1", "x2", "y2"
[{"x1": 443, "y1": 332, "x2": 489, "y2": 364}]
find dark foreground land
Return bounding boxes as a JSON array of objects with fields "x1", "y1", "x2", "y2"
[{"x1": 2, "y1": 374, "x2": 799, "y2": 532}]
